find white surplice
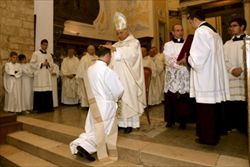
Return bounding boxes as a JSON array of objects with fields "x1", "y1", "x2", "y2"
[
  {"x1": 4, "y1": 62, "x2": 22, "y2": 112},
  {"x1": 76, "y1": 53, "x2": 98, "y2": 107},
  {"x1": 110, "y1": 34, "x2": 146, "y2": 128},
  {"x1": 30, "y1": 50, "x2": 53, "y2": 91},
  {"x1": 70, "y1": 60, "x2": 124, "y2": 155},
  {"x1": 20, "y1": 63, "x2": 33, "y2": 111},
  {"x1": 163, "y1": 41, "x2": 189, "y2": 94},
  {"x1": 51, "y1": 63, "x2": 60, "y2": 107},
  {"x1": 188, "y1": 22, "x2": 230, "y2": 103},
  {"x1": 61, "y1": 56, "x2": 79, "y2": 104},
  {"x1": 224, "y1": 36, "x2": 245, "y2": 101}
]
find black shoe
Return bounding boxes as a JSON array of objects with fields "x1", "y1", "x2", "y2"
[
  {"x1": 179, "y1": 123, "x2": 186, "y2": 130},
  {"x1": 118, "y1": 127, "x2": 125, "y2": 131},
  {"x1": 76, "y1": 146, "x2": 95, "y2": 161},
  {"x1": 165, "y1": 123, "x2": 173, "y2": 128},
  {"x1": 124, "y1": 127, "x2": 132, "y2": 134}
]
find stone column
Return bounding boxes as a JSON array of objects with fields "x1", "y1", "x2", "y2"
[
  {"x1": 34, "y1": 0, "x2": 54, "y2": 54},
  {"x1": 244, "y1": 35, "x2": 250, "y2": 164},
  {"x1": 244, "y1": 0, "x2": 250, "y2": 34}
]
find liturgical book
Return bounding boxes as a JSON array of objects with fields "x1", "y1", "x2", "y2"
[{"x1": 177, "y1": 34, "x2": 194, "y2": 61}]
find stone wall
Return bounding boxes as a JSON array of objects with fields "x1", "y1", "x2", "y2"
[{"x1": 0, "y1": 0, "x2": 34, "y2": 109}]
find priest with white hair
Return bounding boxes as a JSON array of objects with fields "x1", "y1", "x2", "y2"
[{"x1": 76, "y1": 45, "x2": 98, "y2": 108}]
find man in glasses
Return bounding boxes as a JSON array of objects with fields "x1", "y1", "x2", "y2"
[{"x1": 223, "y1": 17, "x2": 247, "y2": 134}]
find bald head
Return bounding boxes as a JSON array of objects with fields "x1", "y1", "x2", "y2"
[
  {"x1": 87, "y1": 45, "x2": 96, "y2": 55},
  {"x1": 172, "y1": 24, "x2": 184, "y2": 39}
]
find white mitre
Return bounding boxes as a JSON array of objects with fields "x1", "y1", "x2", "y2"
[{"x1": 113, "y1": 12, "x2": 127, "y2": 30}]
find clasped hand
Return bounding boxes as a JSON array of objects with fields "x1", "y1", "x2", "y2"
[{"x1": 231, "y1": 67, "x2": 243, "y2": 77}]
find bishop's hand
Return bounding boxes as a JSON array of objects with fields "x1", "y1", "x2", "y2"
[{"x1": 100, "y1": 44, "x2": 116, "y2": 52}]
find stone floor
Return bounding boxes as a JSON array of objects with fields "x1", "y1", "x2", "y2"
[{"x1": 24, "y1": 103, "x2": 249, "y2": 163}]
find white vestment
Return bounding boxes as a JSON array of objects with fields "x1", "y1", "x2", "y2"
[
  {"x1": 157, "y1": 53, "x2": 166, "y2": 101},
  {"x1": 110, "y1": 34, "x2": 146, "y2": 128},
  {"x1": 224, "y1": 37, "x2": 245, "y2": 101},
  {"x1": 143, "y1": 56, "x2": 154, "y2": 70},
  {"x1": 4, "y1": 62, "x2": 22, "y2": 112},
  {"x1": 51, "y1": 63, "x2": 59, "y2": 107},
  {"x1": 188, "y1": 22, "x2": 230, "y2": 103},
  {"x1": 76, "y1": 53, "x2": 98, "y2": 107},
  {"x1": 30, "y1": 50, "x2": 53, "y2": 91},
  {"x1": 163, "y1": 41, "x2": 189, "y2": 94},
  {"x1": 20, "y1": 63, "x2": 33, "y2": 111},
  {"x1": 70, "y1": 60, "x2": 124, "y2": 156},
  {"x1": 61, "y1": 56, "x2": 79, "y2": 104},
  {"x1": 148, "y1": 54, "x2": 164, "y2": 105}
]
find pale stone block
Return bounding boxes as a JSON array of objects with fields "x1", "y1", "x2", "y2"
[
  {"x1": 216, "y1": 155, "x2": 249, "y2": 167},
  {"x1": 1, "y1": 26, "x2": 19, "y2": 36},
  {"x1": 0, "y1": 34, "x2": 9, "y2": 44},
  {"x1": 1, "y1": 49, "x2": 10, "y2": 60},
  {"x1": 23, "y1": 15, "x2": 34, "y2": 22},
  {"x1": 20, "y1": 7, "x2": 33, "y2": 15},
  {"x1": 117, "y1": 137, "x2": 150, "y2": 164},
  {"x1": 9, "y1": 43, "x2": 19, "y2": 50},
  {"x1": 141, "y1": 143, "x2": 219, "y2": 167},
  {"x1": 0, "y1": 1, "x2": 7, "y2": 9},
  {"x1": 9, "y1": 36, "x2": 24, "y2": 44},
  {"x1": 9, "y1": 37, "x2": 33, "y2": 45},
  {"x1": 0, "y1": 145, "x2": 58, "y2": 167},
  {"x1": 23, "y1": 21, "x2": 33, "y2": 29},
  {"x1": 19, "y1": 29, "x2": 31, "y2": 37},
  {"x1": 2, "y1": 18, "x2": 22, "y2": 27},
  {"x1": 19, "y1": 44, "x2": 35, "y2": 54}
]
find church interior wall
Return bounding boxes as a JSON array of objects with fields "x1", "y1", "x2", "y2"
[{"x1": 0, "y1": 0, "x2": 250, "y2": 162}]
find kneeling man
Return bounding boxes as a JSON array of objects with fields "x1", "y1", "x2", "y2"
[{"x1": 69, "y1": 47, "x2": 124, "y2": 161}]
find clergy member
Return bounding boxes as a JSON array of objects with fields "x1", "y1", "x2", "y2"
[
  {"x1": 76, "y1": 45, "x2": 98, "y2": 108},
  {"x1": 178, "y1": 10, "x2": 230, "y2": 145},
  {"x1": 51, "y1": 63, "x2": 60, "y2": 108},
  {"x1": 224, "y1": 17, "x2": 247, "y2": 133},
  {"x1": 4, "y1": 51, "x2": 22, "y2": 113},
  {"x1": 70, "y1": 47, "x2": 124, "y2": 161},
  {"x1": 61, "y1": 47, "x2": 79, "y2": 105},
  {"x1": 142, "y1": 46, "x2": 154, "y2": 70},
  {"x1": 163, "y1": 24, "x2": 192, "y2": 129},
  {"x1": 102, "y1": 12, "x2": 146, "y2": 133},
  {"x1": 148, "y1": 47, "x2": 164, "y2": 106},
  {"x1": 30, "y1": 39, "x2": 54, "y2": 113},
  {"x1": 18, "y1": 54, "x2": 33, "y2": 113}
]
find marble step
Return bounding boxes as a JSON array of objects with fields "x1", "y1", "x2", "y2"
[
  {"x1": 18, "y1": 116, "x2": 81, "y2": 144},
  {"x1": 6, "y1": 131, "x2": 140, "y2": 167},
  {"x1": 17, "y1": 116, "x2": 223, "y2": 167},
  {"x1": 0, "y1": 144, "x2": 58, "y2": 167}
]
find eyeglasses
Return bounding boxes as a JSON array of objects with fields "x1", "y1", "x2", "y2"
[{"x1": 229, "y1": 24, "x2": 239, "y2": 28}]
